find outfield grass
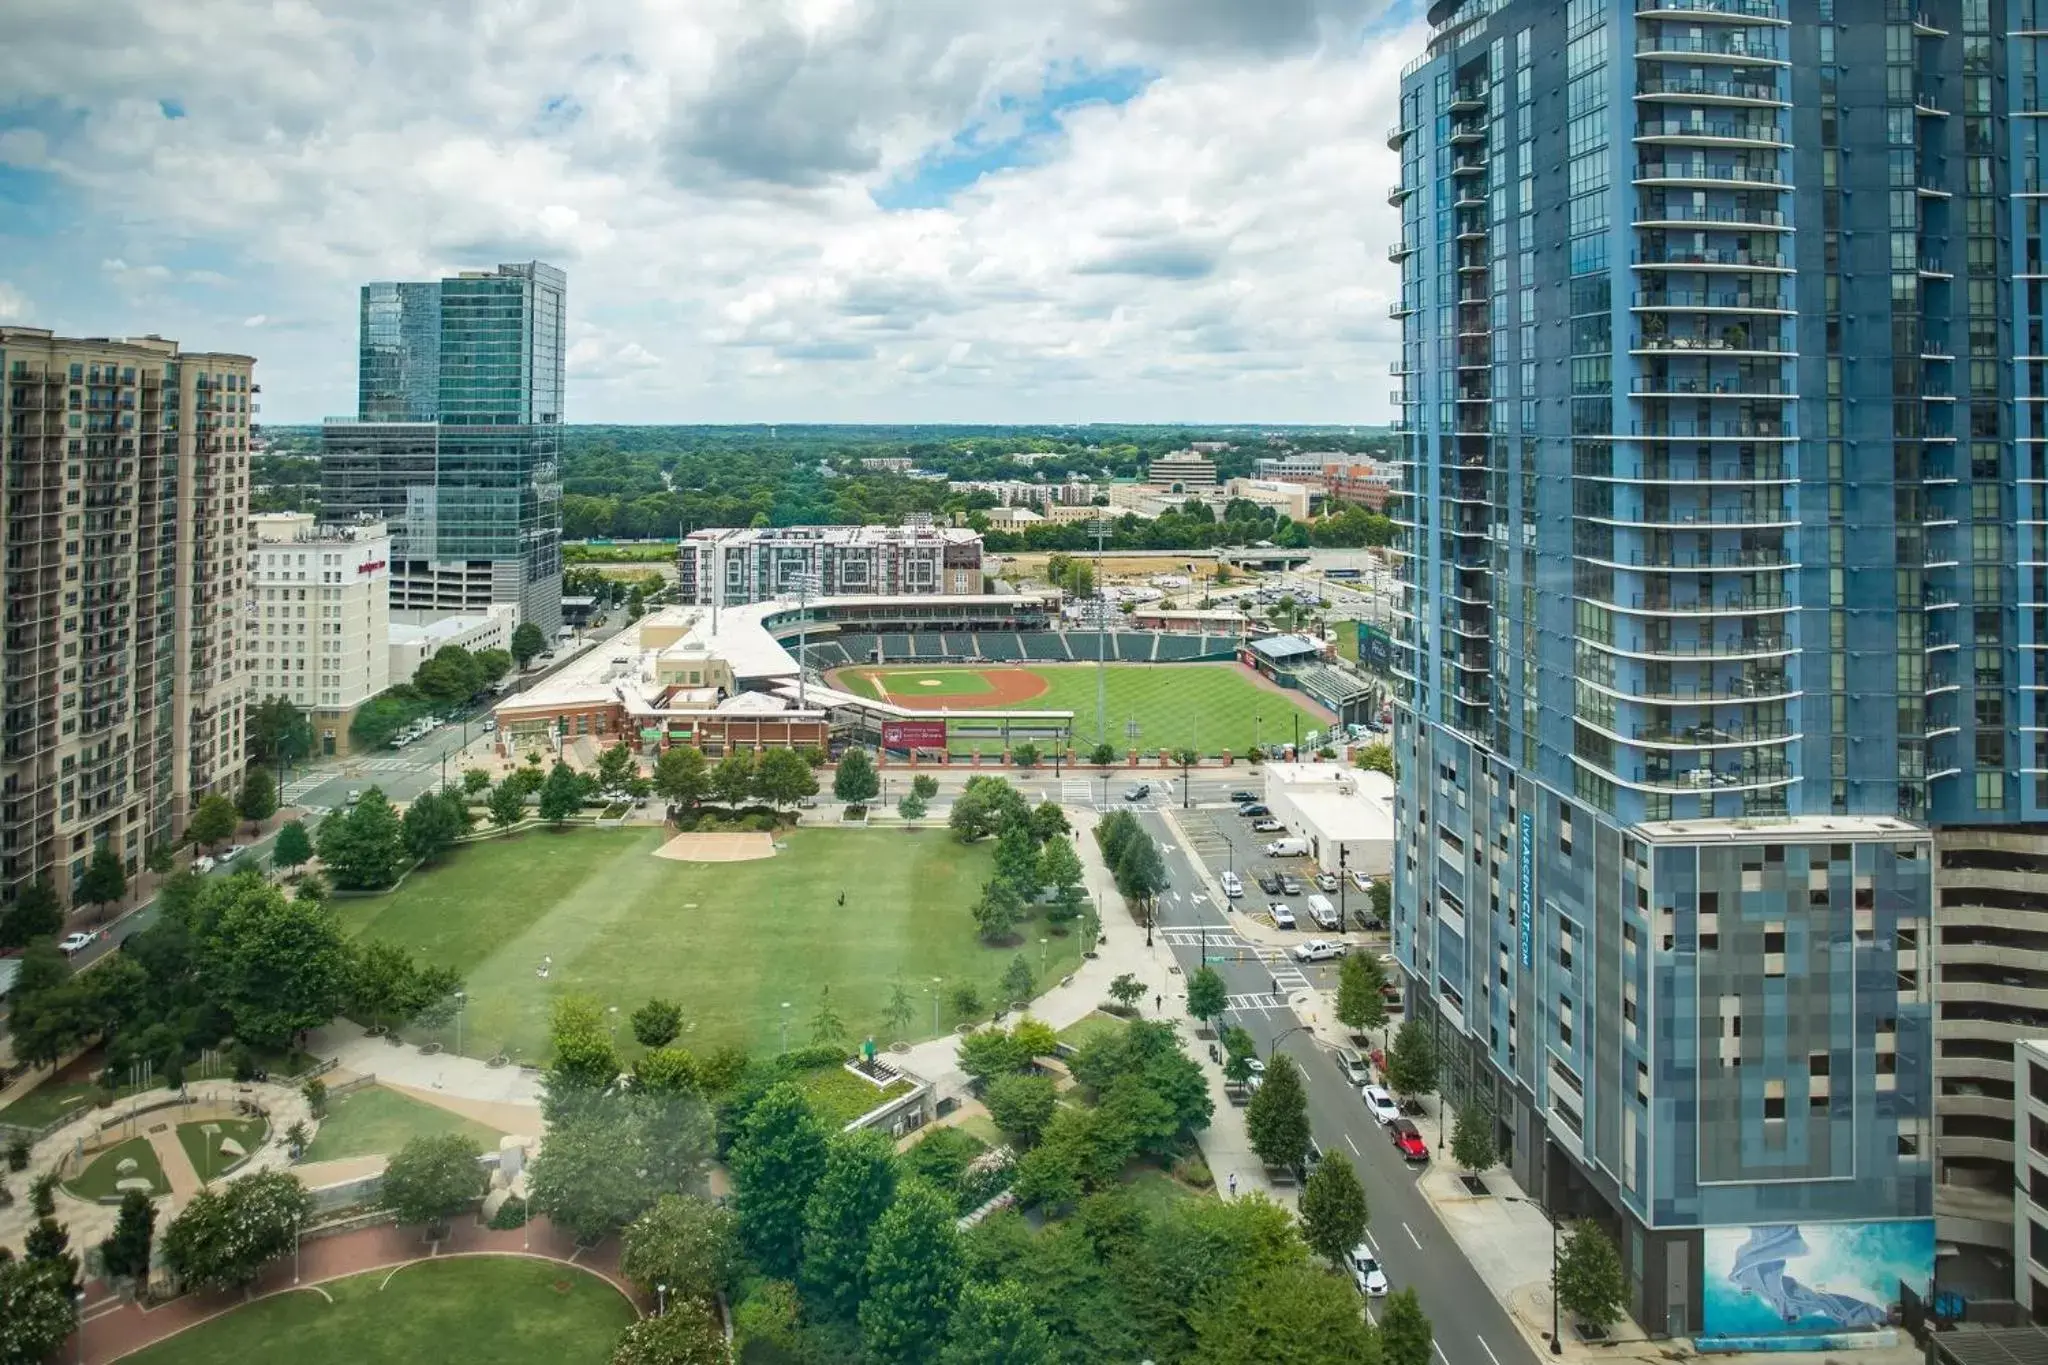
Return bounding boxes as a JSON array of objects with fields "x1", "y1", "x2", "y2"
[
  {"x1": 331, "y1": 827, "x2": 1081, "y2": 1062},
  {"x1": 121, "y1": 1257, "x2": 632, "y2": 1365},
  {"x1": 65, "y1": 1136, "x2": 169, "y2": 1201},
  {"x1": 837, "y1": 662, "x2": 1330, "y2": 756},
  {"x1": 302, "y1": 1084, "x2": 506, "y2": 1164}
]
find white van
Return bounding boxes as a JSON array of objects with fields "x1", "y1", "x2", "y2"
[
  {"x1": 1220, "y1": 870, "x2": 1243, "y2": 899},
  {"x1": 1307, "y1": 893, "x2": 1341, "y2": 931},
  {"x1": 1264, "y1": 837, "x2": 1309, "y2": 858}
]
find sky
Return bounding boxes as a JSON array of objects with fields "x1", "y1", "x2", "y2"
[{"x1": 0, "y1": 0, "x2": 1426, "y2": 425}]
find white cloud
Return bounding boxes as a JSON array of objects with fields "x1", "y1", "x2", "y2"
[
  {"x1": 0, "y1": 281, "x2": 32, "y2": 321},
  {"x1": 0, "y1": 0, "x2": 1419, "y2": 422}
]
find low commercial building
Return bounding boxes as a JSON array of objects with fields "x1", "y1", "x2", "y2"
[
  {"x1": 1225, "y1": 477, "x2": 1317, "y2": 521},
  {"x1": 1144, "y1": 453, "x2": 1218, "y2": 492},
  {"x1": 248, "y1": 513, "x2": 392, "y2": 757},
  {"x1": 1127, "y1": 608, "x2": 1251, "y2": 635},
  {"x1": 1322, "y1": 460, "x2": 1400, "y2": 512},
  {"x1": 1258, "y1": 763, "x2": 1395, "y2": 879},
  {"x1": 388, "y1": 606, "x2": 516, "y2": 686}
]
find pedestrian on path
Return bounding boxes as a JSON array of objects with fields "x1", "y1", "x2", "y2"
[
  {"x1": 1228, "y1": 1172, "x2": 1238, "y2": 1197},
  {"x1": 1156, "y1": 993, "x2": 1163, "y2": 1014}
]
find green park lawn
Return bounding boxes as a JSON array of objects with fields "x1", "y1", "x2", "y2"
[
  {"x1": 121, "y1": 1257, "x2": 632, "y2": 1365},
  {"x1": 836, "y1": 662, "x2": 1330, "y2": 756},
  {"x1": 1056, "y1": 1010, "x2": 1130, "y2": 1053},
  {"x1": 301, "y1": 1084, "x2": 506, "y2": 1164},
  {"x1": 330, "y1": 826, "x2": 1083, "y2": 1062},
  {"x1": 64, "y1": 1136, "x2": 169, "y2": 1201},
  {"x1": 178, "y1": 1117, "x2": 268, "y2": 1182}
]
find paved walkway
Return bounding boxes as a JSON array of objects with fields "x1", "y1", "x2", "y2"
[
  {"x1": 72, "y1": 1214, "x2": 636, "y2": 1364},
  {"x1": 143, "y1": 1126, "x2": 205, "y2": 1201},
  {"x1": 305, "y1": 1020, "x2": 545, "y2": 1108}
]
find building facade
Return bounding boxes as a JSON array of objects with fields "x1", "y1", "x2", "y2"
[
  {"x1": 1322, "y1": 459, "x2": 1402, "y2": 512},
  {"x1": 2015, "y1": 1038, "x2": 2048, "y2": 1318},
  {"x1": 249, "y1": 513, "x2": 391, "y2": 756},
  {"x1": 1143, "y1": 453, "x2": 1219, "y2": 491},
  {"x1": 675, "y1": 523, "x2": 984, "y2": 606},
  {"x1": 321, "y1": 262, "x2": 565, "y2": 635},
  {"x1": 1, "y1": 328, "x2": 254, "y2": 908},
  {"x1": 1389, "y1": 0, "x2": 1970, "y2": 1337}
]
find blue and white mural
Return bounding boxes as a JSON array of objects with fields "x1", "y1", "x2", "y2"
[{"x1": 1702, "y1": 1221, "x2": 1934, "y2": 1338}]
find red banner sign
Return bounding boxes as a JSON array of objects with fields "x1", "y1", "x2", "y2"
[{"x1": 881, "y1": 720, "x2": 948, "y2": 749}]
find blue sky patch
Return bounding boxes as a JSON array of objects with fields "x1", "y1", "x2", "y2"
[
  {"x1": 159, "y1": 98, "x2": 186, "y2": 120},
  {"x1": 874, "y1": 62, "x2": 1153, "y2": 211}
]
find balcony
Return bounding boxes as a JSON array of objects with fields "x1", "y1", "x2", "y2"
[
  {"x1": 1914, "y1": 90, "x2": 1950, "y2": 117},
  {"x1": 1632, "y1": 0, "x2": 1785, "y2": 17},
  {"x1": 1634, "y1": 32, "x2": 1786, "y2": 64},
  {"x1": 1634, "y1": 117, "x2": 1786, "y2": 148},
  {"x1": 1448, "y1": 85, "x2": 1486, "y2": 114},
  {"x1": 1632, "y1": 203, "x2": 1787, "y2": 230},
  {"x1": 1629, "y1": 419, "x2": 1791, "y2": 439},
  {"x1": 1581, "y1": 547, "x2": 1795, "y2": 573},
  {"x1": 1388, "y1": 182, "x2": 1415, "y2": 206},
  {"x1": 1634, "y1": 160, "x2": 1787, "y2": 190},
  {"x1": 1634, "y1": 75, "x2": 1784, "y2": 106},
  {"x1": 1633, "y1": 246, "x2": 1787, "y2": 270},
  {"x1": 1451, "y1": 155, "x2": 1487, "y2": 177},
  {"x1": 1579, "y1": 502, "x2": 1795, "y2": 530},
  {"x1": 1629, "y1": 376, "x2": 1794, "y2": 397},
  {"x1": 1581, "y1": 631, "x2": 1792, "y2": 661},
  {"x1": 1386, "y1": 121, "x2": 1414, "y2": 149},
  {"x1": 1388, "y1": 240, "x2": 1416, "y2": 263},
  {"x1": 1388, "y1": 299, "x2": 1419, "y2": 319}
]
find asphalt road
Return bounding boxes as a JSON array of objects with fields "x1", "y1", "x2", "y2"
[{"x1": 1140, "y1": 808, "x2": 1533, "y2": 1365}]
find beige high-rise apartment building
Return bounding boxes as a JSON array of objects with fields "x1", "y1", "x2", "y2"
[
  {"x1": 249, "y1": 513, "x2": 391, "y2": 757},
  {"x1": 1, "y1": 327, "x2": 254, "y2": 910}
]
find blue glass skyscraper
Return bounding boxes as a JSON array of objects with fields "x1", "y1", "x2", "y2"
[{"x1": 1384, "y1": 0, "x2": 2003, "y2": 1335}]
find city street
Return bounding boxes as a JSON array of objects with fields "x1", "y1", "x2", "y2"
[{"x1": 1137, "y1": 807, "x2": 1533, "y2": 1365}]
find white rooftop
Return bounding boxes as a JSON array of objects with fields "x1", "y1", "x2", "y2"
[{"x1": 390, "y1": 614, "x2": 499, "y2": 646}]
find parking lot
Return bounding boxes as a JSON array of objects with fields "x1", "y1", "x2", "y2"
[{"x1": 1176, "y1": 803, "x2": 1387, "y2": 940}]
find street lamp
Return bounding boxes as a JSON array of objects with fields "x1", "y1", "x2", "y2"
[
  {"x1": 929, "y1": 978, "x2": 943, "y2": 1033},
  {"x1": 293, "y1": 1210, "x2": 302, "y2": 1284},
  {"x1": 453, "y1": 990, "x2": 466, "y2": 1058},
  {"x1": 779, "y1": 1001, "x2": 792, "y2": 1054},
  {"x1": 74, "y1": 1290, "x2": 85, "y2": 1365},
  {"x1": 1038, "y1": 937, "x2": 1049, "y2": 977},
  {"x1": 1267, "y1": 1022, "x2": 1312, "y2": 1060},
  {"x1": 1503, "y1": 1195, "x2": 1566, "y2": 1354},
  {"x1": 656, "y1": 1282, "x2": 668, "y2": 1318}
]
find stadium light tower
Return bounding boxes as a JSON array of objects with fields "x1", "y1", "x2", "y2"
[
  {"x1": 1092, "y1": 512, "x2": 1111, "y2": 746},
  {"x1": 791, "y1": 569, "x2": 823, "y2": 714}
]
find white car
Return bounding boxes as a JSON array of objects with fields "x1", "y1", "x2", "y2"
[
  {"x1": 1362, "y1": 1085, "x2": 1400, "y2": 1125},
  {"x1": 1243, "y1": 1056, "x2": 1268, "y2": 1092},
  {"x1": 1351, "y1": 1246, "x2": 1389, "y2": 1296},
  {"x1": 193, "y1": 855, "x2": 217, "y2": 873},
  {"x1": 219, "y1": 845, "x2": 243, "y2": 861},
  {"x1": 1315, "y1": 871, "x2": 1340, "y2": 893},
  {"x1": 1269, "y1": 903, "x2": 1297, "y2": 930},
  {"x1": 1251, "y1": 818, "x2": 1284, "y2": 833},
  {"x1": 1220, "y1": 870, "x2": 1243, "y2": 899},
  {"x1": 1292, "y1": 939, "x2": 1347, "y2": 963},
  {"x1": 58, "y1": 931, "x2": 95, "y2": 956}
]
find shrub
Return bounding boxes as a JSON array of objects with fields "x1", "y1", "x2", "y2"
[
  {"x1": 488, "y1": 1195, "x2": 529, "y2": 1230},
  {"x1": 230, "y1": 1044, "x2": 259, "y2": 1082},
  {"x1": 6, "y1": 1139, "x2": 28, "y2": 1172},
  {"x1": 302, "y1": 1078, "x2": 328, "y2": 1118},
  {"x1": 1173, "y1": 1155, "x2": 1214, "y2": 1189}
]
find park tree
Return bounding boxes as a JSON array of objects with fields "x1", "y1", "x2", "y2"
[
  {"x1": 834, "y1": 748, "x2": 880, "y2": 805},
  {"x1": 597, "y1": 741, "x2": 639, "y2": 793},
  {"x1": 185, "y1": 793, "x2": 238, "y2": 851},
  {"x1": 539, "y1": 760, "x2": 584, "y2": 825},
  {"x1": 754, "y1": 747, "x2": 817, "y2": 810},
  {"x1": 1114, "y1": 833, "x2": 1168, "y2": 907},
  {"x1": 1107, "y1": 973, "x2": 1145, "y2": 1013},
  {"x1": 621, "y1": 1194, "x2": 739, "y2": 1306},
  {"x1": 1385, "y1": 1019, "x2": 1439, "y2": 1099},
  {"x1": 860, "y1": 1180, "x2": 963, "y2": 1365},
  {"x1": 1299, "y1": 1152, "x2": 1369, "y2": 1267},
  {"x1": 0, "y1": 876, "x2": 62, "y2": 950},
  {"x1": 511, "y1": 621, "x2": 547, "y2": 669},
  {"x1": 1555, "y1": 1220, "x2": 1628, "y2": 1331},
  {"x1": 1087, "y1": 741, "x2": 1118, "y2": 766},
  {"x1": 911, "y1": 773, "x2": 939, "y2": 802},
  {"x1": 994, "y1": 825, "x2": 1043, "y2": 900},
  {"x1": 1000, "y1": 955, "x2": 1034, "y2": 1004},
  {"x1": 318, "y1": 787, "x2": 407, "y2": 889},
  {"x1": 544, "y1": 995, "x2": 623, "y2": 1103},
  {"x1": 248, "y1": 696, "x2": 314, "y2": 769},
  {"x1": 402, "y1": 789, "x2": 466, "y2": 863},
  {"x1": 238, "y1": 765, "x2": 278, "y2": 828},
  {"x1": 973, "y1": 878, "x2": 1025, "y2": 943},
  {"x1": 488, "y1": 778, "x2": 527, "y2": 829},
  {"x1": 1380, "y1": 1289, "x2": 1434, "y2": 1365},
  {"x1": 884, "y1": 980, "x2": 916, "y2": 1040},
  {"x1": 1188, "y1": 1261, "x2": 1381, "y2": 1365},
  {"x1": 799, "y1": 1127, "x2": 899, "y2": 1322},
  {"x1": 632, "y1": 997, "x2": 684, "y2": 1049},
  {"x1": 633, "y1": 1047, "x2": 703, "y2": 1096},
  {"x1": 1336, "y1": 952, "x2": 1389, "y2": 1036},
  {"x1": 462, "y1": 767, "x2": 493, "y2": 796},
  {"x1": 896, "y1": 792, "x2": 927, "y2": 821},
  {"x1": 942, "y1": 1280, "x2": 1056, "y2": 1365},
  {"x1": 1028, "y1": 801, "x2": 1069, "y2": 842},
  {"x1": 730, "y1": 1083, "x2": 830, "y2": 1279},
  {"x1": 949, "y1": 776, "x2": 1024, "y2": 843},
  {"x1": 161, "y1": 1170, "x2": 311, "y2": 1293},
  {"x1": 272, "y1": 819, "x2": 313, "y2": 874},
  {"x1": 205, "y1": 881, "x2": 351, "y2": 1049},
  {"x1": 1245, "y1": 1054, "x2": 1311, "y2": 1172},
  {"x1": 809, "y1": 986, "x2": 845, "y2": 1046},
  {"x1": 0, "y1": 1256, "x2": 76, "y2": 1365},
  {"x1": 983, "y1": 1072, "x2": 1058, "y2": 1147},
  {"x1": 78, "y1": 845, "x2": 127, "y2": 919},
  {"x1": 1038, "y1": 838, "x2": 1086, "y2": 924},
  {"x1": 1185, "y1": 965, "x2": 1227, "y2": 1033},
  {"x1": 528, "y1": 1106, "x2": 657, "y2": 1243},
  {"x1": 653, "y1": 745, "x2": 710, "y2": 809},
  {"x1": 99, "y1": 1188, "x2": 157, "y2": 1284},
  {"x1": 609, "y1": 1299, "x2": 728, "y2": 1365},
  {"x1": 381, "y1": 1133, "x2": 488, "y2": 1238},
  {"x1": 1451, "y1": 1103, "x2": 1497, "y2": 1175},
  {"x1": 710, "y1": 752, "x2": 756, "y2": 807},
  {"x1": 1222, "y1": 1025, "x2": 1260, "y2": 1089},
  {"x1": 1356, "y1": 742, "x2": 1394, "y2": 777}
]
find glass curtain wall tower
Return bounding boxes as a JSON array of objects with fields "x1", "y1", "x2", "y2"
[{"x1": 1387, "y1": 0, "x2": 1980, "y2": 1336}]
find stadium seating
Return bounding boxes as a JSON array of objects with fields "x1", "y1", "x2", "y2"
[
  {"x1": 834, "y1": 633, "x2": 881, "y2": 665},
  {"x1": 980, "y1": 633, "x2": 1026, "y2": 662},
  {"x1": 908, "y1": 631, "x2": 949, "y2": 659},
  {"x1": 941, "y1": 633, "x2": 975, "y2": 658},
  {"x1": 1019, "y1": 631, "x2": 1067, "y2": 661},
  {"x1": 880, "y1": 633, "x2": 916, "y2": 660},
  {"x1": 800, "y1": 639, "x2": 852, "y2": 670}
]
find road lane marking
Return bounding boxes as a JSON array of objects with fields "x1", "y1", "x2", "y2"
[
  {"x1": 1433, "y1": 1343, "x2": 1450, "y2": 1364},
  {"x1": 1345, "y1": 1134, "x2": 1360, "y2": 1155},
  {"x1": 1476, "y1": 1335, "x2": 1501, "y2": 1365},
  {"x1": 1364, "y1": 1229, "x2": 1379, "y2": 1252},
  {"x1": 1403, "y1": 1222, "x2": 1421, "y2": 1249},
  {"x1": 1365, "y1": 1304, "x2": 1377, "y2": 1325}
]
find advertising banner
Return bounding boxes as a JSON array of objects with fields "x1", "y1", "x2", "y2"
[
  {"x1": 1702, "y1": 1221, "x2": 1932, "y2": 1339},
  {"x1": 881, "y1": 720, "x2": 948, "y2": 749},
  {"x1": 1359, "y1": 622, "x2": 1394, "y2": 672}
]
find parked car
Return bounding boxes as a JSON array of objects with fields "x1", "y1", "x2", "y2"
[
  {"x1": 1229, "y1": 790, "x2": 1259, "y2": 805},
  {"x1": 1269, "y1": 903, "x2": 1298, "y2": 930},
  {"x1": 482, "y1": 718, "x2": 497, "y2": 733},
  {"x1": 1220, "y1": 870, "x2": 1244, "y2": 899},
  {"x1": 1244, "y1": 1056, "x2": 1267, "y2": 1093},
  {"x1": 1292, "y1": 938, "x2": 1347, "y2": 963},
  {"x1": 1256, "y1": 871, "x2": 1285, "y2": 895},
  {"x1": 345, "y1": 789, "x2": 362, "y2": 806},
  {"x1": 1123, "y1": 783, "x2": 1151, "y2": 801},
  {"x1": 1314, "y1": 871, "x2": 1339, "y2": 893},
  {"x1": 1252, "y1": 818, "x2": 1284, "y2": 834},
  {"x1": 1351, "y1": 1246, "x2": 1390, "y2": 1297},
  {"x1": 1362, "y1": 1085, "x2": 1400, "y2": 1125},
  {"x1": 1279, "y1": 874, "x2": 1304, "y2": 896},
  {"x1": 1264, "y1": 837, "x2": 1309, "y2": 857},
  {"x1": 59, "y1": 932, "x2": 95, "y2": 957},
  {"x1": 1239, "y1": 802, "x2": 1271, "y2": 818},
  {"x1": 1339, "y1": 1048, "x2": 1373, "y2": 1085},
  {"x1": 1390, "y1": 1118, "x2": 1429, "y2": 1162},
  {"x1": 219, "y1": 845, "x2": 243, "y2": 862}
]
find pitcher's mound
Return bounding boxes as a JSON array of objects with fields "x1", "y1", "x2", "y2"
[{"x1": 654, "y1": 831, "x2": 777, "y2": 863}]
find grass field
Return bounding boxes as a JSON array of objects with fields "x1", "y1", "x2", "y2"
[
  {"x1": 302, "y1": 1085, "x2": 506, "y2": 1164},
  {"x1": 179, "y1": 1117, "x2": 268, "y2": 1182},
  {"x1": 65, "y1": 1137, "x2": 168, "y2": 1201},
  {"x1": 836, "y1": 662, "x2": 1330, "y2": 756},
  {"x1": 121, "y1": 1258, "x2": 631, "y2": 1365},
  {"x1": 331, "y1": 827, "x2": 1081, "y2": 1062}
]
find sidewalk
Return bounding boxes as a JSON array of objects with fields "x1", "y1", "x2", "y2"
[{"x1": 304, "y1": 1020, "x2": 544, "y2": 1111}]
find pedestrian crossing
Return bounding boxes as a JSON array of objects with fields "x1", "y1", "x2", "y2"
[
  {"x1": 1268, "y1": 961, "x2": 1313, "y2": 994},
  {"x1": 1226, "y1": 992, "x2": 1289, "y2": 1013}
]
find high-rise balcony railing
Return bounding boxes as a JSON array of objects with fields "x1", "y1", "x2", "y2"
[
  {"x1": 1634, "y1": 160, "x2": 1787, "y2": 188},
  {"x1": 1633, "y1": 203, "x2": 1787, "y2": 229},
  {"x1": 1579, "y1": 503, "x2": 1795, "y2": 529},
  {"x1": 1582, "y1": 631, "x2": 1793, "y2": 661},
  {"x1": 1635, "y1": 118, "x2": 1787, "y2": 147},
  {"x1": 1629, "y1": 376, "x2": 1794, "y2": 397},
  {"x1": 1632, "y1": 288, "x2": 1790, "y2": 313},
  {"x1": 1634, "y1": 31, "x2": 1786, "y2": 63},
  {"x1": 1633, "y1": 0, "x2": 1784, "y2": 18},
  {"x1": 1633, "y1": 246, "x2": 1787, "y2": 269},
  {"x1": 1584, "y1": 548, "x2": 1795, "y2": 572},
  {"x1": 1630, "y1": 418, "x2": 1791, "y2": 438},
  {"x1": 1635, "y1": 74, "x2": 1784, "y2": 104}
]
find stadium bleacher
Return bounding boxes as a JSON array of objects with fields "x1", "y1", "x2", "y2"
[
  {"x1": 981, "y1": 632, "x2": 1026, "y2": 662},
  {"x1": 1019, "y1": 631, "x2": 1067, "y2": 661},
  {"x1": 800, "y1": 639, "x2": 852, "y2": 670}
]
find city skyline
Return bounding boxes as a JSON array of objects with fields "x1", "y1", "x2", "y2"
[{"x1": 0, "y1": 0, "x2": 1429, "y2": 427}]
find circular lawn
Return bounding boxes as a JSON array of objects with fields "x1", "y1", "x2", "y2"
[{"x1": 122, "y1": 1257, "x2": 634, "y2": 1365}]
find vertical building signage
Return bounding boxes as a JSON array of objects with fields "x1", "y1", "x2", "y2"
[{"x1": 1519, "y1": 809, "x2": 1534, "y2": 970}]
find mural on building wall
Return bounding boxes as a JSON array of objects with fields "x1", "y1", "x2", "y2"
[{"x1": 1701, "y1": 1221, "x2": 1933, "y2": 1337}]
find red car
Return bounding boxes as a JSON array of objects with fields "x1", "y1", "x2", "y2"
[{"x1": 1389, "y1": 1118, "x2": 1428, "y2": 1162}]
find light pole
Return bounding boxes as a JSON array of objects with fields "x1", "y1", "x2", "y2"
[
  {"x1": 779, "y1": 1001, "x2": 792, "y2": 1054},
  {"x1": 74, "y1": 1290, "x2": 85, "y2": 1365},
  {"x1": 454, "y1": 990, "x2": 466, "y2": 1058},
  {"x1": 1039, "y1": 937, "x2": 1049, "y2": 977},
  {"x1": 293, "y1": 1211, "x2": 302, "y2": 1284},
  {"x1": 1505, "y1": 1195, "x2": 1565, "y2": 1354},
  {"x1": 657, "y1": 1282, "x2": 668, "y2": 1318},
  {"x1": 929, "y1": 978, "x2": 943, "y2": 1033},
  {"x1": 1267, "y1": 1022, "x2": 1312, "y2": 1060},
  {"x1": 1254, "y1": 714, "x2": 1262, "y2": 756}
]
